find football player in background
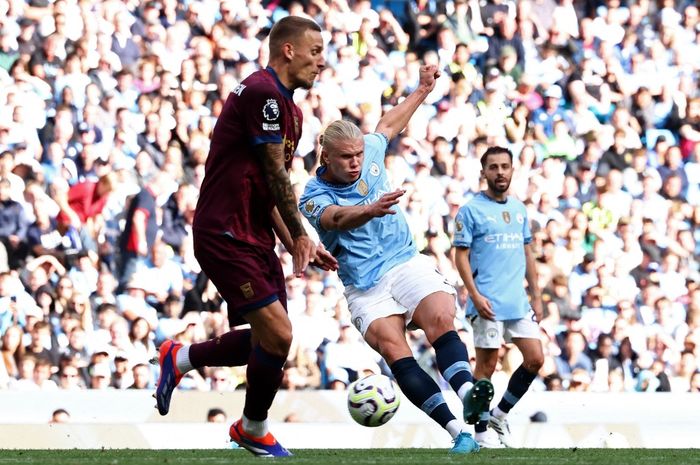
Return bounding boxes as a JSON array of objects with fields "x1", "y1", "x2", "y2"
[{"x1": 453, "y1": 146, "x2": 544, "y2": 448}]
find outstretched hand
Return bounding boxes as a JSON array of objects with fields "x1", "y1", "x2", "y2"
[
  {"x1": 418, "y1": 64, "x2": 441, "y2": 93},
  {"x1": 366, "y1": 189, "x2": 405, "y2": 218},
  {"x1": 311, "y1": 242, "x2": 339, "y2": 271}
]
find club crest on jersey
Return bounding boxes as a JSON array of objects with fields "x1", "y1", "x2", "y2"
[
  {"x1": 369, "y1": 162, "x2": 380, "y2": 176},
  {"x1": 357, "y1": 179, "x2": 369, "y2": 196},
  {"x1": 455, "y1": 220, "x2": 463, "y2": 232},
  {"x1": 293, "y1": 115, "x2": 300, "y2": 136},
  {"x1": 262, "y1": 99, "x2": 280, "y2": 121},
  {"x1": 240, "y1": 282, "x2": 254, "y2": 299},
  {"x1": 304, "y1": 199, "x2": 315, "y2": 213},
  {"x1": 353, "y1": 316, "x2": 363, "y2": 331},
  {"x1": 516, "y1": 213, "x2": 524, "y2": 224},
  {"x1": 502, "y1": 211, "x2": 511, "y2": 224}
]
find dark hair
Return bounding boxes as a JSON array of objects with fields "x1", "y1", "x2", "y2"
[
  {"x1": 480, "y1": 146, "x2": 513, "y2": 168},
  {"x1": 268, "y1": 16, "x2": 321, "y2": 59},
  {"x1": 207, "y1": 408, "x2": 226, "y2": 418}
]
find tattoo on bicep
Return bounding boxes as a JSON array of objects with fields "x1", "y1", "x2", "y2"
[{"x1": 258, "y1": 144, "x2": 305, "y2": 238}]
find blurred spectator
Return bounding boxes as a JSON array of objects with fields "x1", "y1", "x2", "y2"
[
  {"x1": 111, "y1": 353, "x2": 133, "y2": 389},
  {"x1": 141, "y1": 241, "x2": 184, "y2": 309},
  {"x1": 50, "y1": 408, "x2": 70, "y2": 423},
  {"x1": 129, "y1": 362, "x2": 153, "y2": 390},
  {"x1": 0, "y1": 177, "x2": 30, "y2": 269},
  {"x1": 322, "y1": 321, "x2": 381, "y2": 390},
  {"x1": 555, "y1": 330, "x2": 594, "y2": 380},
  {"x1": 116, "y1": 172, "x2": 172, "y2": 289},
  {"x1": 32, "y1": 358, "x2": 58, "y2": 390},
  {"x1": 1, "y1": 325, "x2": 24, "y2": 378},
  {"x1": 206, "y1": 407, "x2": 227, "y2": 423},
  {"x1": 0, "y1": 0, "x2": 695, "y2": 394},
  {"x1": 57, "y1": 364, "x2": 84, "y2": 390},
  {"x1": 88, "y1": 362, "x2": 112, "y2": 389},
  {"x1": 208, "y1": 367, "x2": 238, "y2": 392}
]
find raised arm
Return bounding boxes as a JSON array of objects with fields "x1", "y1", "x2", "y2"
[
  {"x1": 374, "y1": 64, "x2": 440, "y2": 141},
  {"x1": 256, "y1": 143, "x2": 315, "y2": 276}
]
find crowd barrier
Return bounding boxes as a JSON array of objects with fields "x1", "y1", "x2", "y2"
[{"x1": 0, "y1": 389, "x2": 698, "y2": 449}]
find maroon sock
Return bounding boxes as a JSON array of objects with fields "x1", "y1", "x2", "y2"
[
  {"x1": 188, "y1": 328, "x2": 252, "y2": 368},
  {"x1": 242, "y1": 345, "x2": 286, "y2": 421}
]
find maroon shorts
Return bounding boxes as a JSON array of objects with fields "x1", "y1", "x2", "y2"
[{"x1": 193, "y1": 230, "x2": 287, "y2": 326}]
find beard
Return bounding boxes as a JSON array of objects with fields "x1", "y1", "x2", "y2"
[{"x1": 487, "y1": 177, "x2": 511, "y2": 194}]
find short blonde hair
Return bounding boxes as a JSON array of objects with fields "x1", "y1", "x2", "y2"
[
  {"x1": 319, "y1": 120, "x2": 363, "y2": 165},
  {"x1": 320, "y1": 120, "x2": 362, "y2": 150}
]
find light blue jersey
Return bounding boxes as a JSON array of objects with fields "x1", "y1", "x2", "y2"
[
  {"x1": 300, "y1": 133, "x2": 416, "y2": 290},
  {"x1": 453, "y1": 192, "x2": 532, "y2": 320}
]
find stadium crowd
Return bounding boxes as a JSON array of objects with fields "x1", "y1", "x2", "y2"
[{"x1": 0, "y1": 0, "x2": 698, "y2": 396}]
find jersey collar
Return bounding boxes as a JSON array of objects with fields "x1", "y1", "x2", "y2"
[
  {"x1": 265, "y1": 67, "x2": 294, "y2": 100},
  {"x1": 315, "y1": 166, "x2": 355, "y2": 188},
  {"x1": 480, "y1": 191, "x2": 508, "y2": 204}
]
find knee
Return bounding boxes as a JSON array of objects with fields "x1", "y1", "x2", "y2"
[
  {"x1": 476, "y1": 356, "x2": 498, "y2": 378},
  {"x1": 524, "y1": 354, "x2": 545, "y2": 373},
  {"x1": 424, "y1": 311, "x2": 456, "y2": 342},
  {"x1": 482, "y1": 359, "x2": 498, "y2": 377},
  {"x1": 260, "y1": 326, "x2": 293, "y2": 359},
  {"x1": 377, "y1": 340, "x2": 411, "y2": 366}
]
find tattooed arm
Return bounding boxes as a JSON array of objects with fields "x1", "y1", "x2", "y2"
[{"x1": 256, "y1": 143, "x2": 315, "y2": 276}]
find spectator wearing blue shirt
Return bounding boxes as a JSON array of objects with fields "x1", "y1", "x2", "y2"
[{"x1": 532, "y1": 85, "x2": 573, "y2": 144}]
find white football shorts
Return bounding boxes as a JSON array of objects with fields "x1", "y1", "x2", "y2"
[
  {"x1": 344, "y1": 254, "x2": 457, "y2": 336},
  {"x1": 469, "y1": 310, "x2": 540, "y2": 349}
]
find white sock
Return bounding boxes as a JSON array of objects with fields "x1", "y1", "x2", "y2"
[
  {"x1": 175, "y1": 345, "x2": 193, "y2": 374},
  {"x1": 446, "y1": 419, "x2": 468, "y2": 439},
  {"x1": 243, "y1": 414, "x2": 269, "y2": 437},
  {"x1": 492, "y1": 406, "x2": 507, "y2": 420},
  {"x1": 475, "y1": 431, "x2": 488, "y2": 441},
  {"x1": 457, "y1": 381, "x2": 474, "y2": 401}
]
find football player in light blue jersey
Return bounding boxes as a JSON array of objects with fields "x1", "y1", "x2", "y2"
[
  {"x1": 301, "y1": 130, "x2": 415, "y2": 290},
  {"x1": 453, "y1": 146, "x2": 544, "y2": 448},
  {"x1": 300, "y1": 64, "x2": 493, "y2": 455}
]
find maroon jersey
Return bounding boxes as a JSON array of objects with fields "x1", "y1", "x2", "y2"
[{"x1": 193, "y1": 67, "x2": 303, "y2": 248}]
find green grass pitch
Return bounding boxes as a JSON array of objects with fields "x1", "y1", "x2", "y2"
[{"x1": 1, "y1": 449, "x2": 699, "y2": 465}]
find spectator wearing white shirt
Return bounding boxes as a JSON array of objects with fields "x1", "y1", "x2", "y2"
[
  {"x1": 115, "y1": 278, "x2": 158, "y2": 332},
  {"x1": 142, "y1": 241, "x2": 184, "y2": 308}
]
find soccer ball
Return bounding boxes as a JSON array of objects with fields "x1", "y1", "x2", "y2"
[{"x1": 347, "y1": 374, "x2": 400, "y2": 427}]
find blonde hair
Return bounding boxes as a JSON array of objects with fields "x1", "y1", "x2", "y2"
[
  {"x1": 319, "y1": 120, "x2": 363, "y2": 166},
  {"x1": 320, "y1": 119, "x2": 362, "y2": 148}
]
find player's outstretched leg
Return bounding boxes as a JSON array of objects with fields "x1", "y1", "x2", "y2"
[
  {"x1": 391, "y1": 357, "x2": 479, "y2": 454},
  {"x1": 154, "y1": 340, "x2": 184, "y2": 415},
  {"x1": 229, "y1": 419, "x2": 291, "y2": 457},
  {"x1": 153, "y1": 329, "x2": 253, "y2": 415},
  {"x1": 430, "y1": 331, "x2": 493, "y2": 425},
  {"x1": 463, "y1": 378, "x2": 494, "y2": 424}
]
